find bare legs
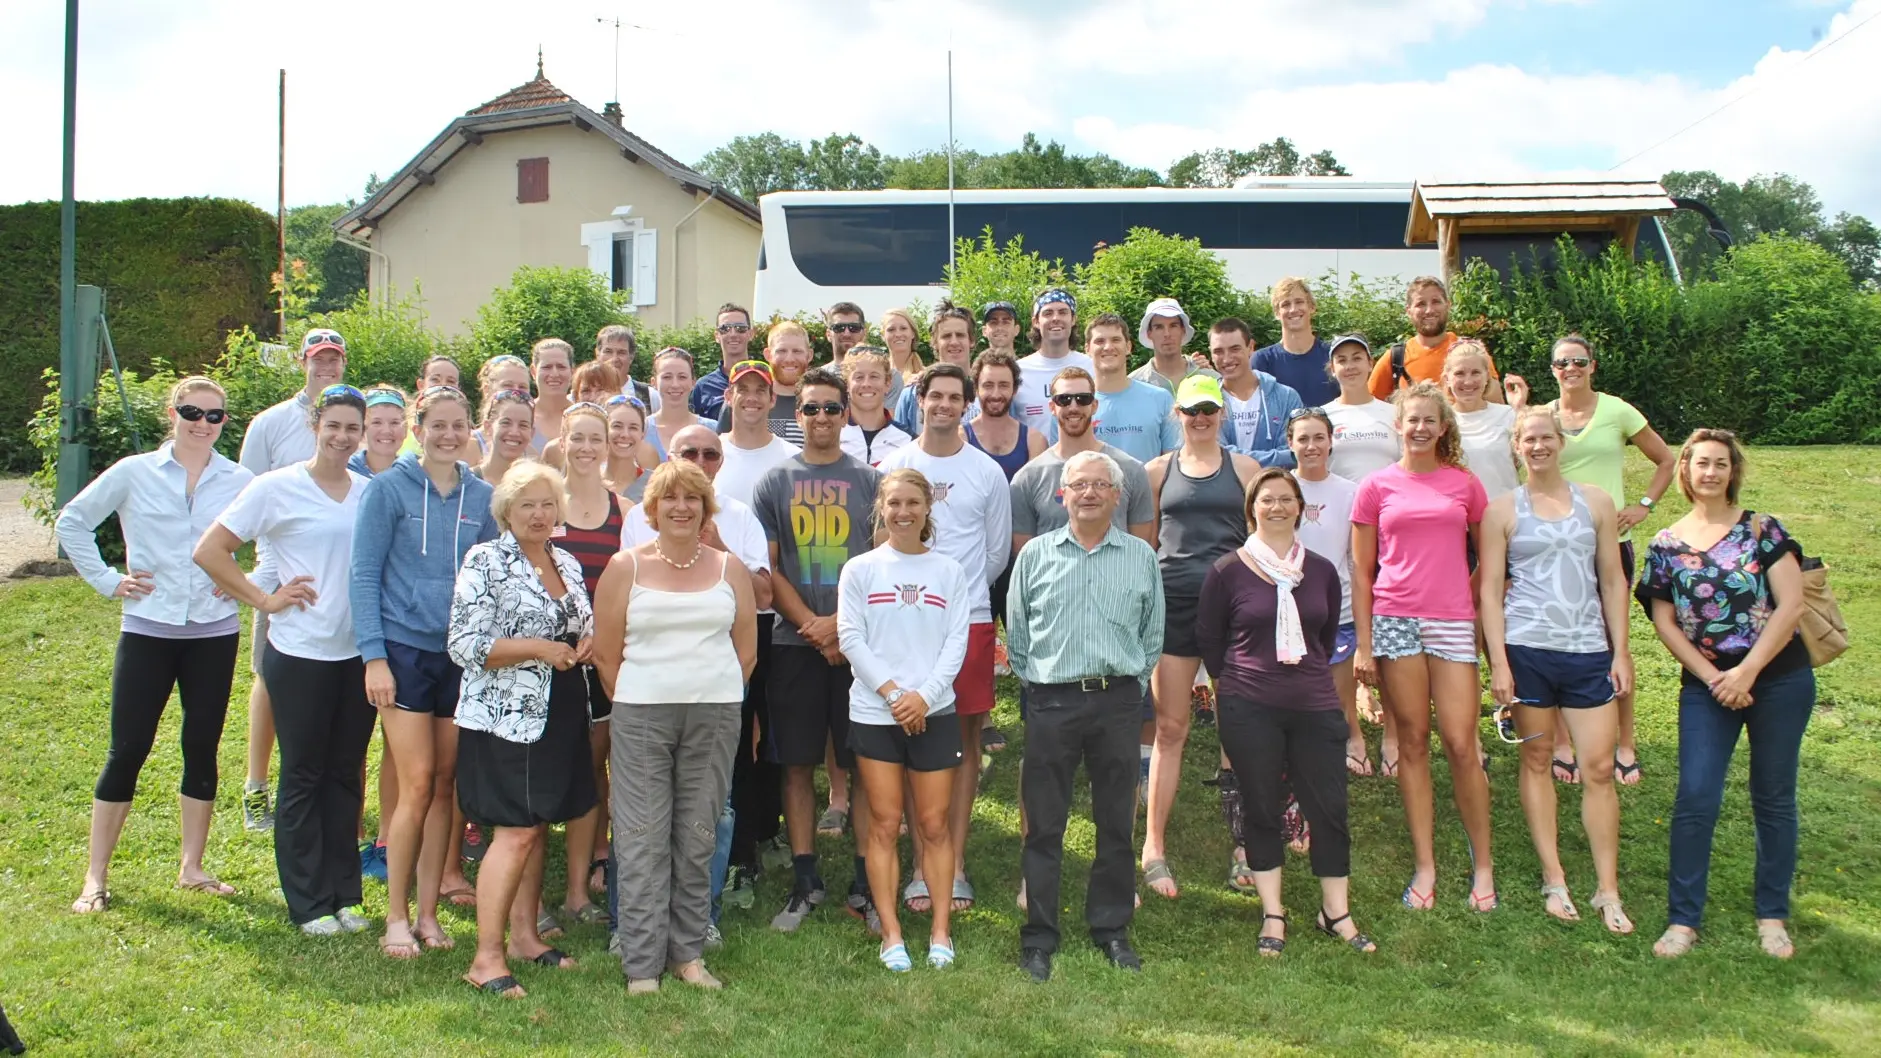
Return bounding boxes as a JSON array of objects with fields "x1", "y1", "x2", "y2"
[
  {"x1": 563, "y1": 720, "x2": 610, "y2": 915},
  {"x1": 1381, "y1": 655, "x2": 1494, "y2": 903},
  {"x1": 857, "y1": 757, "x2": 954, "y2": 952},
  {"x1": 1518, "y1": 702, "x2": 1622, "y2": 917},
  {"x1": 1334, "y1": 659, "x2": 1370, "y2": 775},
  {"x1": 1143, "y1": 653, "x2": 1200, "y2": 895},
  {"x1": 824, "y1": 737, "x2": 850, "y2": 827},
  {"x1": 947, "y1": 710, "x2": 987, "y2": 908},
  {"x1": 377, "y1": 710, "x2": 458, "y2": 952},
  {"x1": 464, "y1": 824, "x2": 569, "y2": 997}
]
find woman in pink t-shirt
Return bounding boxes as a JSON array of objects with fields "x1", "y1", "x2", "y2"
[{"x1": 1351, "y1": 381, "x2": 1497, "y2": 914}]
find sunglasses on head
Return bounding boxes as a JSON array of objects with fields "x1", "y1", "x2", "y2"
[
  {"x1": 605, "y1": 394, "x2": 647, "y2": 410},
  {"x1": 175, "y1": 404, "x2": 227, "y2": 424},
  {"x1": 1180, "y1": 401, "x2": 1223, "y2": 416},
  {"x1": 565, "y1": 401, "x2": 608, "y2": 417},
  {"x1": 491, "y1": 387, "x2": 534, "y2": 405},
  {"x1": 1050, "y1": 392, "x2": 1096, "y2": 407},
  {"x1": 1287, "y1": 405, "x2": 1326, "y2": 421},
  {"x1": 318, "y1": 384, "x2": 366, "y2": 405},
  {"x1": 716, "y1": 322, "x2": 751, "y2": 335},
  {"x1": 676, "y1": 446, "x2": 725, "y2": 463},
  {"x1": 1553, "y1": 357, "x2": 1592, "y2": 369},
  {"x1": 799, "y1": 401, "x2": 847, "y2": 418},
  {"x1": 828, "y1": 322, "x2": 865, "y2": 334}
]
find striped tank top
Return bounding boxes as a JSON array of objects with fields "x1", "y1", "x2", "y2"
[{"x1": 552, "y1": 491, "x2": 624, "y2": 600}]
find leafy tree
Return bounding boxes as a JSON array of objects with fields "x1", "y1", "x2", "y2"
[
  {"x1": 1660, "y1": 170, "x2": 1876, "y2": 287},
  {"x1": 1167, "y1": 138, "x2": 1350, "y2": 187},
  {"x1": 697, "y1": 132, "x2": 812, "y2": 201},
  {"x1": 284, "y1": 203, "x2": 368, "y2": 313},
  {"x1": 984, "y1": 133, "x2": 1163, "y2": 189},
  {"x1": 470, "y1": 265, "x2": 632, "y2": 362},
  {"x1": 1073, "y1": 228, "x2": 1241, "y2": 365},
  {"x1": 943, "y1": 228, "x2": 1068, "y2": 354},
  {"x1": 802, "y1": 133, "x2": 888, "y2": 191},
  {"x1": 1820, "y1": 212, "x2": 1880, "y2": 290}
]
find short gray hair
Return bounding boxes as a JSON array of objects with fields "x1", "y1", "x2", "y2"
[{"x1": 1061, "y1": 450, "x2": 1124, "y2": 492}]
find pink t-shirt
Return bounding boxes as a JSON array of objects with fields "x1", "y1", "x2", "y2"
[{"x1": 1351, "y1": 463, "x2": 1487, "y2": 621}]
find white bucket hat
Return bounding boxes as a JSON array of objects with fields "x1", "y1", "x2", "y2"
[{"x1": 1138, "y1": 298, "x2": 1195, "y2": 348}]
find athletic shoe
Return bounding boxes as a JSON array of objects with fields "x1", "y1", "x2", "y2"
[
  {"x1": 726, "y1": 865, "x2": 758, "y2": 910},
  {"x1": 241, "y1": 787, "x2": 275, "y2": 832},
  {"x1": 336, "y1": 906, "x2": 371, "y2": 933},
  {"x1": 461, "y1": 823, "x2": 486, "y2": 864},
  {"x1": 608, "y1": 931, "x2": 622, "y2": 957},
  {"x1": 760, "y1": 835, "x2": 791, "y2": 871},
  {"x1": 360, "y1": 841, "x2": 387, "y2": 883},
  {"x1": 703, "y1": 924, "x2": 724, "y2": 951},
  {"x1": 771, "y1": 889, "x2": 821, "y2": 932},
  {"x1": 299, "y1": 915, "x2": 343, "y2": 937}
]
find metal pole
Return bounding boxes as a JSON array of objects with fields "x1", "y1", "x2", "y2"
[
  {"x1": 278, "y1": 68, "x2": 287, "y2": 337},
  {"x1": 56, "y1": 0, "x2": 84, "y2": 508},
  {"x1": 946, "y1": 49, "x2": 955, "y2": 277}
]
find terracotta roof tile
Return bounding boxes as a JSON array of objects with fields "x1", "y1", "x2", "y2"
[{"x1": 467, "y1": 75, "x2": 574, "y2": 116}]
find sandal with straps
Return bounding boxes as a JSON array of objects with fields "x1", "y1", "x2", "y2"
[
  {"x1": 1315, "y1": 909, "x2": 1377, "y2": 953},
  {"x1": 1653, "y1": 926, "x2": 1698, "y2": 959},
  {"x1": 1258, "y1": 912, "x2": 1287, "y2": 957},
  {"x1": 1590, "y1": 892, "x2": 1634, "y2": 935},
  {"x1": 1540, "y1": 884, "x2": 1579, "y2": 923},
  {"x1": 1757, "y1": 920, "x2": 1794, "y2": 959}
]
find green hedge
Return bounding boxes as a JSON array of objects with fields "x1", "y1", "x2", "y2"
[{"x1": 0, "y1": 198, "x2": 278, "y2": 470}]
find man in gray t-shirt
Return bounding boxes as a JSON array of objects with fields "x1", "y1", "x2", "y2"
[
  {"x1": 1010, "y1": 368, "x2": 1155, "y2": 550},
  {"x1": 750, "y1": 451, "x2": 880, "y2": 648}
]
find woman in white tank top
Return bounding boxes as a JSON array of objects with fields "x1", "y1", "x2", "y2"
[{"x1": 592, "y1": 460, "x2": 757, "y2": 995}]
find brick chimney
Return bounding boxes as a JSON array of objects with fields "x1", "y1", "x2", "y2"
[{"x1": 601, "y1": 102, "x2": 623, "y2": 127}]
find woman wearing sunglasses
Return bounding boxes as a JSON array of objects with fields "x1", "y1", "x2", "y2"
[
  {"x1": 549, "y1": 402, "x2": 622, "y2": 923},
  {"x1": 60, "y1": 378, "x2": 254, "y2": 914},
  {"x1": 1537, "y1": 335, "x2": 1677, "y2": 787},
  {"x1": 196, "y1": 384, "x2": 375, "y2": 935},
  {"x1": 1479, "y1": 406, "x2": 1635, "y2": 934},
  {"x1": 350, "y1": 386, "x2": 499, "y2": 958},
  {"x1": 476, "y1": 388, "x2": 535, "y2": 486},
  {"x1": 1198, "y1": 468, "x2": 1376, "y2": 956}
]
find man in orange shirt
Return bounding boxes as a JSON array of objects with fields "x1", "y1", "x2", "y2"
[{"x1": 1368, "y1": 276, "x2": 1515, "y2": 403}]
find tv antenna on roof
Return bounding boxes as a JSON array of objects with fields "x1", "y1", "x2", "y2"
[{"x1": 595, "y1": 16, "x2": 664, "y2": 105}]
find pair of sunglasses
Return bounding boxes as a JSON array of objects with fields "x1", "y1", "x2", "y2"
[
  {"x1": 318, "y1": 384, "x2": 366, "y2": 406},
  {"x1": 1050, "y1": 392, "x2": 1096, "y2": 407},
  {"x1": 1492, "y1": 703, "x2": 1547, "y2": 744},
  {"x1": 676, "y1": 446, "x2": 724, "y2": 463},
  {"x1": 605, "y1": 394, "x2": 647, "y2": 410},
  {"x1": 1180, "y1": 401, "x2": 1223, "y2": 416},
  {"x1": 175, "y1": 405, "x2": 227, "y2": 424},
  {"x1": 1553, "y1": 357, "x2": 1592, "y2": 369},
  {"x1": 800, "y1": 401, "x2": 847, "y2": 418},
  {"x1": 716, "y1": 322, "x2": 752, "y2": 334},
  {"x1": 828, "y1": 322, "x2": 865, "y2": 334}
]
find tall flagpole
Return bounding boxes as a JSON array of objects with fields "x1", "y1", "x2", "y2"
[{"x1": 946, "y1": 49, "x2": 956, "y2": 277}]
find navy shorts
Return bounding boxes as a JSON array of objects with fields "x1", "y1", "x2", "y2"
[
  {"x1": 1506, "y1": 644, "x2": 1616, "y2": 710},
  {"x1": 1331, "y1": 623, "x2": 1357, "y2": 666},
  {"x1": 385, "y1": 641, "x2": 463, "y2": 718}
]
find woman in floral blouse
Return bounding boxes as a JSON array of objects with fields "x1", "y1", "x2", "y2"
[
  {"x1": 447, "y1": 461, "x2": 596, "y2": 999},
  {"x1": 1635, "y1": 429, "x2": 1813, "y2": 961}
]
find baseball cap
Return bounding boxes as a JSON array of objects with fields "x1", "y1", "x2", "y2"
[
  {"x1": 727, "y1": 359, "x2": 774, "y2": 387},
  {"x1": 1327, "y1": 334, "x2": 1372, "y2": 357},
  {"x1": 979, "y1": 301, "x2": 1019, "y2": 324},
  {"x1": 1138, "y1": 298, "x2": 1195, "y2": 348},
  {"x1": 300, "y1": 328, "x2": 347, "y2": 358},
  {"x1": 1174, "y1": 374, "x2": 1226, "y2": 411}
]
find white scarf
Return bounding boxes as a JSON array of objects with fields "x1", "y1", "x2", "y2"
[{"x1": 1244, "y1": 533, "x2": 1307, "y2": 665}]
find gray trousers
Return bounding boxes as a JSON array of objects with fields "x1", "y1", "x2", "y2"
[{"x1": 611, "y1": 701, "x2": 740, "y2": 980}]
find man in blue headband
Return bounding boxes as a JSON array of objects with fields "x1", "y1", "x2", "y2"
[{"x1": 1014, "y1": 289, "x2": 1092, "y2": 435}]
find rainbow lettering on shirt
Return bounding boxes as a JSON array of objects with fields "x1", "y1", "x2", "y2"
[{"x1": 789, "y1": 478, "x2": 854, "y2": 586}]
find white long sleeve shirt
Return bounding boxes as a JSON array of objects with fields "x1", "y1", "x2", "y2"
[
  {"x1": 238, "y1": 393, "x2": 316, "y2": 475},
  {"x1": 836, "y1": 545, "x2": 972, "y2": 725},
  {"x1": 55, "y1": 443, "x2": 254, "y2": 629},
  {"x1": 878, "y1": 439, "x2": 1012, "y2": 623}
]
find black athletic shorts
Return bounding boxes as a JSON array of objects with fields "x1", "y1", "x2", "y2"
[
  {"x1": 848, "y1": 717, "x2": 965, "y2": 773},
  {"x1": 766, "y1": 644, "x2": 854, "y2": 769}
]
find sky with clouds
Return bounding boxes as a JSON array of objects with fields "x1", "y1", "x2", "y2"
[{"x1": 4, "y1": 0, "x2": 1879, "y2": 220}]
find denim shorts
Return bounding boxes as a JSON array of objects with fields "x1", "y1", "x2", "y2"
[
  {"x1": 1371, "y1": 615, "x2": 1478, "y2": 664},
  {"x1": 1506, "y1": 644, "x2": 1615, "y2": 709}
]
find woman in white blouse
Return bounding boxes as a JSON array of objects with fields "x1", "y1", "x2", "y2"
[{"x1": 59, "y1": 377, "x2": 254, "y2": 914}]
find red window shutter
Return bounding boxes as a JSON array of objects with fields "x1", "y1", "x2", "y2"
[{"x1": 517, "y1": 158, "x2": 549, "y2": 203}]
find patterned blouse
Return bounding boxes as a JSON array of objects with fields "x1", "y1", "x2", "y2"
[
  {"x1": 1636, "y1": 510, "x2": 1808, "y2": 685},
  {"x1": 448, "y1": 532, "x2": 595, "y2": 743}
]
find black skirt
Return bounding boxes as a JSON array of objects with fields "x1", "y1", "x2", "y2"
[{"x1": 458, "y1": 665, "x2": 597, "y2": 828}]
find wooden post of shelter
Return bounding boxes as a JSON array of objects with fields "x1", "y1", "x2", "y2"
[{"x1": 1404, "y1": 179, "x2": 1678, "y2": 281}]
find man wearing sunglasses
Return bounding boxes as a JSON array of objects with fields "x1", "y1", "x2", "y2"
[
  {"x1": 751, "y1": 366, "x2": 883, "y2": 932},
  {"x1": 1046, "y1": 313, "x2": 1178, "y2": 467},
  {"x1": 232, "y1": 327, "x2": 349, "y2": 832},
  {"x1": 714, "y1": 360, "x2": 802, "y2": 507},
  {"x1": 1209, "y1": 318, "x2": 1305, "y2": 469},
  {"x1": 717, "y1": 322, "x2": 811, "y2": 447},
  {"x1": 826, "y1": 302, "x2": 898, "y2": 409},
  {"x1": 690, "y1": 303, "x2": 754, "y2": 421}
]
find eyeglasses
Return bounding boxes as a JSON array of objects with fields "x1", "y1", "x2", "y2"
[
  {"x1": 318, "y1": 384, "x2": 365, "y2": 406},
  {"x1": 676, "y1": 447, "x2": 725, "y2": 463},
  {"x1": 800, "y1": 401, "x2": 847, "y2": 418},
  {"x1": 828, "y1": 322, "x2": 865, "y2": 335},
  {"x1": 1179, "y1": 402, "x2": 1223, "y2": 416},
  {"x1": 605, "y1": 394, "x2": 648, "y2": 410},
  {"x1": 716, "y1": 322, "x2": 751, "y2": 335},
  {"x1": 1063, "y1": 480, "x2": 1115, "y2": 493},
  {"x1": 175, "y1": 405, "x2": 228, "y2": 424},
  {"x1": 1552, "y1": 357, "x2": 1592, "y2": 369},
  {"x1": 1492, "y1": 704, "x2": 1546, "y2": 744},
  {"x1": 1050, "y1": 392, "x2": 1096, "y2": 407}
]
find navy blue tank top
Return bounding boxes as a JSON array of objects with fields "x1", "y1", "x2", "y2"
[{"x1": 965, "y1": 422, "x2": 1030, "y2": 482}]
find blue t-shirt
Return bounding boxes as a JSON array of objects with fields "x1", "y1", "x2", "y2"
[
  {"x1": 1046, "y1": 380, "x2": 1179, "y2": 465},
  {"x1": 1253, "y1": 339, "x2": 1339, "y2": 407}
]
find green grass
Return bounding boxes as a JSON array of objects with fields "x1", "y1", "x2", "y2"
[{"x1": 2, "y1": 448, "x2": 1878, "y2": 1057}]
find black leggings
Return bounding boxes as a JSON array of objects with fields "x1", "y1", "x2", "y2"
[
  {"x1": 1217, "y1": 696, "x2": 1351, "y2": 877},
  {"x1": 263, "y1": 648, "x2": 374, "y2": 925},
  {"x1": 730, "y1": 618, "x2": 783, "y2": 868},
  {"x1": 95, "y1": 632, "x2": 239, "y2": 803}
]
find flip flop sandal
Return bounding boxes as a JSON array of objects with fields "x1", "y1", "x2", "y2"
[
  {"x1": 1466, "y1": 888, "x2": 1501, "y2": 913},
  {"x1": 464, "y1": 973, "x2": 524, "y2": 998},
  {"x1": 72, "y1": 888, "x2": 110, "y2": 914},
  {"x1": 816, "y1": 806, "x2": 849, "y2": 836},
  {"x1": 1143, "y1": 859, "x2": 1179, "y2": 899},
  {"x1": 1380, "y1": 753, "x2": 1400, "y2": 779},
  {"x1": 1228, "y1": 851, "x2": 1259, "y2": 895},
  {"x1": 1590, "y1": 892, "x2": 1634, "y2": 935},
  {"x1": 903, "y1": 878, "x2": 932, "y2": 914},
  {"x1": 1346, "y1": 750, "x2": 1374, "y2": 777},
  {"x1": 379, "y1": 934, "x2": 423, "y2": 959},
  {"x1": 566, "y1": 903, "x2": 609, "y2": 926},
  {"x1": 1540, "y1": 884, "x2": 1580, "y2": 923},
  {"x1": 1757, "y1": 921, "x2": 1794, "y2": 959},
  {"x1": 1615, "y1": 755, "x2": 1642, "y2": 785},
  {"x1": 951, "y1": 875, "x2": 975, "y2": 911},
  {"x1": 441, "y1": 886, "x2": 477, "y2": 908},
  {"x1": 176, "y1": 877, "x2": 236, "y2": 897},
  {"x1": 536, "y1": 909, "x2": 564, "y2": 939},
  {"x1": 1551, "y1": 757, "x2": 1581, "y2": 784},
  {"x1": 415, "y1": 925, "x2": 455, "y2": 951},
  {"x1": 1401, "y1": 879, "x2": 1435, "y2": 911},
  {"x1": 529, "y1": 947, "x2": 576, "y2": 969}
]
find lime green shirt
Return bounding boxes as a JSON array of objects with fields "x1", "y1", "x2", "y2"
[{"x1": 1554, "y1": 394, "x2": 1648, "y2": 539}]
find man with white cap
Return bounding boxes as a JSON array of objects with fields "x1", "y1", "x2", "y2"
[
  {"x1": 1014, "y1": 289, "x2": 1092, "y2": 436},
  {"x1": 1129, "y1": 298, "x2": 1217, "y2": 396},
  {"x1": 1045, "y1": 312, "x2": 1178, "y2": 466},
  {"x1": 1251, "y1": 277, "x2": 1340, "y2": 406}
]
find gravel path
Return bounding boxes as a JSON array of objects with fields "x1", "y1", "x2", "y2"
[{"x1": 0, "y1": 477, "x2": 67, "y2": 579}]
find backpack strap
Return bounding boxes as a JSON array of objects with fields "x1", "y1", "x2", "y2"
[{"x1": 1389, "y1": 342, "x2": 1410, "y2": 389}]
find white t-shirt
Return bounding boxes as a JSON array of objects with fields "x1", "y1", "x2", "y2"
[
  {"x1": 878, "y1": 440, "x2": 1012, "y2": 623},
  {"x1": 835, "y1": 546, "x2": 973, "y2": 726},
  {"x1": 1295, "y1": 472, "x2": 1359, "y2": 627},
  {"x1": 238, "y1": 393, "x2": 316, "y2": 475},
  {"x1": 1014, "y1": 350, "x2": 1093, "y2": 435},
  {"x1": 1455, "y1": 403, "x2": 1520, "y2": 500},
  {"x1": 1324, "y1": 399, "x2": 1400, "y2": 482},
  {"x1": 1224, "y1": 387, "x2": 1267, "y2": 453},
  {"x1": 714, "y1": 434, "x2": 801, "y2": 506},
  {"x1": 217, "y1": 464, "x2": 367, "y2": 661}
]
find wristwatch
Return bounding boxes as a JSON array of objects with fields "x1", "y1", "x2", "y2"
[
  {"x1": 1637, "y1": 496, "x2": 1656, "y2": 510},
  {"x1": 884, "y1": 688, "x2": 907, "y2": 705}
]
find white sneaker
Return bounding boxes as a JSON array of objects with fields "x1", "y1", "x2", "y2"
[
  {"x1": 335, "y1": 906, "x2": 371, "y2": 933},
  {"x1": 300, "y1": 915, "x2": 344, "y2": 937},
  {"x1": 703, "y1": 924, "x2": 724, "y2": 951}
]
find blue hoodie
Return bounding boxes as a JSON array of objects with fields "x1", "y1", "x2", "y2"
[
  {"x1": 1219, "y1": 370, "x2": 1305, "y2": 469},
  {"x1": 350, "y1": 454, "x2": 499, "y2": 661}
]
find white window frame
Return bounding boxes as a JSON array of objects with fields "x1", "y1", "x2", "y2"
[{"x1": 579, "y1": 217, "x2": 658, "y2": 308}]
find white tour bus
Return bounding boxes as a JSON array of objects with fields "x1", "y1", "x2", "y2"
[{"x1": 751, "y1": 181, "x2": 1677, "y2": 320}]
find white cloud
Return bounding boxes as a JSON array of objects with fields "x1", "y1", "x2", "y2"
[{"x1": 0, "y1": 0, "x2": 1876, "y2": 220}]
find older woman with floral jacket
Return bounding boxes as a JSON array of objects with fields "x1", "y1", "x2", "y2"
[{"x1": 447, "y1": 461, "x2": 595, "y2": 1000}]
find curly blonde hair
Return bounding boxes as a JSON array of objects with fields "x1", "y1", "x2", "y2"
[{"x1": 1393, "y1": 380, "x2": 1466, "y2": 469}]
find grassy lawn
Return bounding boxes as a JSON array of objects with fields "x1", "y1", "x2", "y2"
[{"x1": 2, "y1": 447, "x2": 1877, "y2": 1057}]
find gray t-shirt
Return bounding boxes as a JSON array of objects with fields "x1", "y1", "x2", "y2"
[
  {"x1": 750, "y1": 452, "x2": 881, "y2": 647},
  {"x1": 717, "y1": 391, "x2": 804, "y2": 447},
  {"x1": 1009, "y1": 443, "x2": 1153, "y2": 539}
]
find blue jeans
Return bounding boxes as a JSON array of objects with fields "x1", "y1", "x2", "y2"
[
  {"x1": 605, "y1": 796, "x2": 736, "y2": 931},
  {"x1": 1667, "y1": 665, "x2": 1815, "y2": 930}
]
